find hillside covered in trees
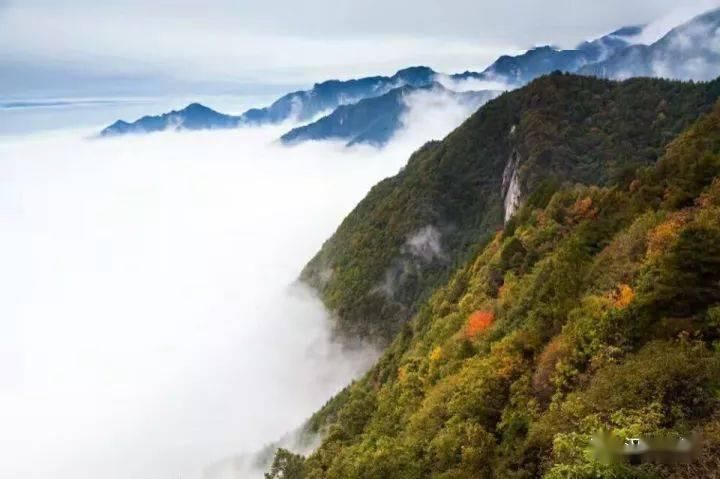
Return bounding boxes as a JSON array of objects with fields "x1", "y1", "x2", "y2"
[
  {"x1": 302, "y1": 73, "x2": 720, "y2": 344},
  {"x1": 265, "y1": 74, "x2": 720, "y2": 478}
]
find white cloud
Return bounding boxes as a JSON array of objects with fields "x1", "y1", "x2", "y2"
[
  {"x1": 0, "y1": 91, "x2": 476, "y2": 479},
  {"x1": 631, "y1": 0, "x2": 719, "y2": 45},
  {"x1": 404, "y1": 225, "x2": 446, "y2": 262},
  {"x1": 433, "y1": 73, "x2": 513, "y2": 93},
  {"x1": 396, "y1": 85, "x2": 488, "y2": 143}
]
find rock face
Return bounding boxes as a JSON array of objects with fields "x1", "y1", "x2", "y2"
[
  {"x1": 502, "y1": 151, "x2": 521, "y2": 222},
  {"x1": 580, "y1": 8, "x2": 720, "y2": 81}
]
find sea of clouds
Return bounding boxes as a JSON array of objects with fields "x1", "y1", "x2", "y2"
[{"x1": 0, "y1": 90, "x2": 479, "y2": 479}]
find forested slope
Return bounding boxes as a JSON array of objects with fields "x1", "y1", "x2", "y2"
[
  {"x1": 302, "y1": 73, "x2": 720, "y2": 343},
  {"x1": 272, "y1": 96, "x2": 720, "y2": 479}
]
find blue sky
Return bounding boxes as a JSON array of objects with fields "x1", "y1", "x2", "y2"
[{"x1": 0, "y1": 0, "x2": 717, "y2": 97}]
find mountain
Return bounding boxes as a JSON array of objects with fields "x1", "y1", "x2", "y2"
[
  {"x1": 98, "y1": 22, "x2": 645, "y2": 139},
  {"x1": 467, "y1": 25, "x2": 642, "y2": 87},
  {"x1": 242, "y1": 66, "x2": 437, "y2": 125},
  {"x1": 100, "y1": 103, "x2": 240, "y2": 136},
  {"x1": 97, "y1": 23, "x2": 643, "y2": 139},
  {"x1": 575, "y1": 25, "x2": 644, "y2": 59},
  {"x1": 581, "y1": 8, "x2": 720, "y2": 81},
  {"x1": 279, "y1": 84, "x2": 501, "y2": 147},
  {"x1": 276, "y1": 26, "x2": 643, "y2": 147},
  {"x1": 275, "y1": 99, "x2": 720, "y2": 479},
  {"x1": 268, "y1": 74, "x2": 720, "y2": 479},
  {"x1": 100, "y1": 9, "x2": 719, "y2": 142},
  {"x1": 99, "y1": 67, "x2": 439, "y2": 137},
  {"x1": 300, "y1": 73, "x2": 720, "y2": 343}
]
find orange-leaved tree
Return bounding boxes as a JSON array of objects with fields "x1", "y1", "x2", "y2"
[{"x1": 465, "y1": 310, "x2": 494, "y2": 338}]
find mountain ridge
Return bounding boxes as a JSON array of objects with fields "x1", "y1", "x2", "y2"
[
  {"x1": 279, "y1": 83, "x2": 501, "y2": 147},
  {"x1": 100, "y1": 102, "x2": 241, "y2": 136},
  {"x1": 580, "y1": 7, "x2": 720, "y2": 81},
  {"x1": 300, "y1": 72, "x2": 720, "y2": 343},
  {"x1": 98, "y1": 17, "x2": 651, "y2": 140},
  {"x1": 463, "y1": 23, "x2": 643, "y2": 87},
  {"x1": 268, "y1": 73, "x2": 720, "y2": 479}
]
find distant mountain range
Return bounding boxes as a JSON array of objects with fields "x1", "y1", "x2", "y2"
[
  {"x1": 280, "y1": 83, "x2": 500, "y2": 147},
  {"x1": 241, "y1": 66, "x2": 437, "y2": 125},
  {"x1": 580, "y1": 8, "x2": 720, "y2": 81},
  {"x1": 99, "y1": 67, "x2": 499, "y2": 144},
  {"x1": 99, "y1": 25, "x2": 643, "y2": 141},
  {"x1": 99, "y1": 66, "x2": 442, "y2": 139},
  {"x1": 100, "y1": 7, "x2": 720, "y2": 146},
  {"x1": 101, "y1": 103, "x2": 240, "y2": 136},
  {"x1": 470, "y1": 25, "x2": 642, "y2": 86}
]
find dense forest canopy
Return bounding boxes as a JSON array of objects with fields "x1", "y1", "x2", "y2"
[
  {"x1": 265, "y1": 74, "x2": 720, "y2": 478},
  {"x1": 302, "y1": 73, "x2": 720, "y2": 344}
]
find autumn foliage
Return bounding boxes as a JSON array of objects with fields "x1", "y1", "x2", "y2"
[
  {"x1": 429, "y1": 346, "x2": 443, "y2": 362},
  {"x1": 612, "y1": 283, "x2": 635, "y2": 308},
  {"x1": 465, "y1": 310, "x2": 494, "y2": 338},
  {"x1": 273, "y1": 80, "x2": 720, "y2": 479},
  {"x1": 532, "y1": 336, "x2": 567, "y2": 403},
  {"x1": 647, "y1": 213, "x2": 687, "y2": 259},
  {"x1": 569, "y1": 196, "x2": 597, "y2": 222}
]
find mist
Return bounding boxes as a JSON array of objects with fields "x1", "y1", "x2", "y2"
[
  {"x1": 434, "y1": 74, "x2": 512, "y2": 93},
  {"x1": 631, "y1": 0, "x2": 719, "y2": 45},
  {"x1": 0, "y1": 91, "x2": 476, "y2": 479}
]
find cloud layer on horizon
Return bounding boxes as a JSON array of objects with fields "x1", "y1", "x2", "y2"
[
  {"x1": 1, "y1": 0, "x2": 717, "y2": 97},
  {"x1": 0, "y1": 89, "x2": 483, "y2": 479}
]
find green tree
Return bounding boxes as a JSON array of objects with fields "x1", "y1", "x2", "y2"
[{"x1": 265, "y1": 449, "x2": 306, "y2": 479}]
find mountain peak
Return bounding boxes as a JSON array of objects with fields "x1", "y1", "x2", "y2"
[
  {"x1": 393, "y1": 65, "x2": 435, "y2": 76},
  {"x1": 99, "y1": 102, "x2": 240, "y2": 137},
  {"x1": 180, "y1": 103, "x2": 218, "y2": 114},
  {"x1": 694, "y1": 5, "x2": 720, "y2": 21},
  {"x1": 661, "y1": 5, "x2": 720, "y2": 41},
  {"x1": 108, "y1": 119, "x2": 130, "y2": 128},
  {"x1": 608, "y1": 24, "x2": 644, "y2": 38},
  {"x1": 580, "y1": 6, "x2": 720, "y2": 81},
  {"x1": 391, "y1": 66, "x2": 437, "y2": 84},
  {"x1": 279, "y1": 82, "x2": 499, "y2": 147}
]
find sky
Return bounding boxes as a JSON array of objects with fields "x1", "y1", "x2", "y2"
[{"x1": 1, "y1": 0, "x2": 718, "y2": 97}]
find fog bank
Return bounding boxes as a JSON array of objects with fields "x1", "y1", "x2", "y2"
[{"x1": 0, "y1": 89, "x2": 480, "y2": 479}]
